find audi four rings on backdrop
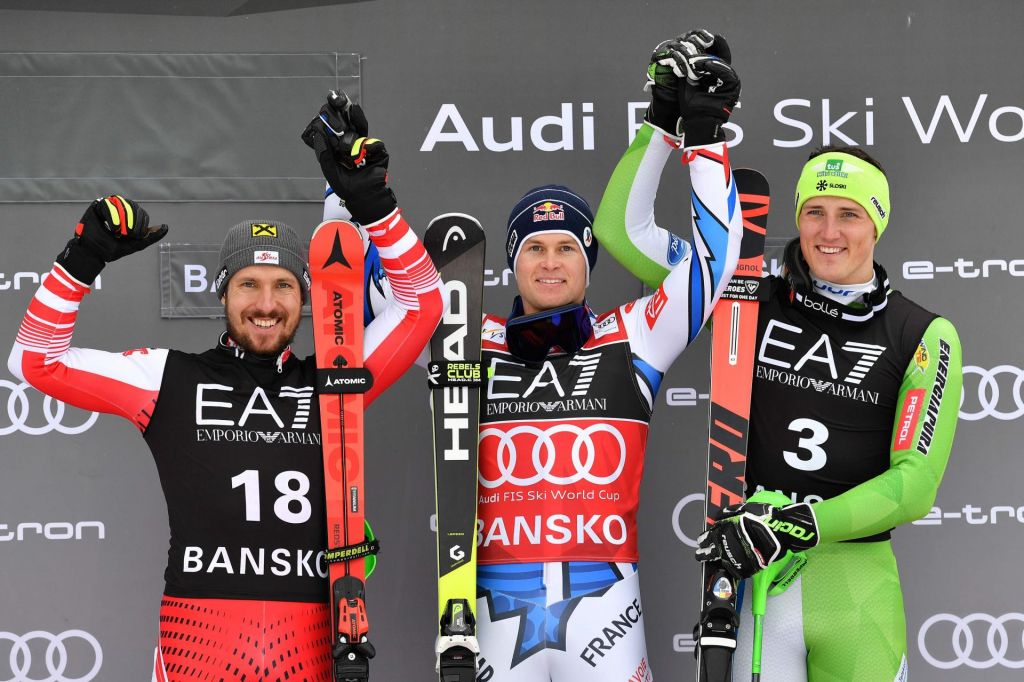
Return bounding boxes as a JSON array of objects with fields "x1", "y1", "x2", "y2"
[
  {"x1": 1, "y1": 380, "x2": 99, "y2": 435},
  {"x1": 918, "y1": 613, "x2": 1024, "y2": 670},
  {"x1": 0, "y1": 630, "x2": 103, "y2": 682},
  {"x1": 959, "y1": 365, "x2": 1024, "y2": 421}
]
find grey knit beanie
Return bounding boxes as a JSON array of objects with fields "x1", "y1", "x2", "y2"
[{"x1": 215, "y1": 220, "x2": 311, "y2": 300}]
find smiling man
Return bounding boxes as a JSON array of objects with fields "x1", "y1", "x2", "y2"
[
  {"x1": 8, "y1": 96, "x2": 445, "y2": 681},
  {"x1": 598, "y1": 135, "x2": 964, "y2": 680},
  {"x1": 469, "y1": 30, "x2": 744, "y2": 680}
]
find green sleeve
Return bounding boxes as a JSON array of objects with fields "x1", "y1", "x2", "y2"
[
  {"x1": 592, "y1": 124, "x2": 672, "y2": 290},
  {"x1": 813, "y1": 317, "x2": 963, "y2": 543}
]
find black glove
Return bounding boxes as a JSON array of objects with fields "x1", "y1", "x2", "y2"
[
  {"x1": 56, "y1": 195, "x2": 167, "y2": 284},
  {"x1": 644, "y1": 37, "x2": 686, "y2": 138},
  {"x1": 695, "y1": 501, "x2": 818, "y2": 579},
  {"x1": 301, "y1": 90, "x2": 397, "y2": 225},
  {"x1": 669, "y1": 33, "x2": 740, "y2": 147}
]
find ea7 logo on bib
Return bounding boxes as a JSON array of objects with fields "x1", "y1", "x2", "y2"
[{"x1": 757, "y1": 320, "x2": 887, "y2": 403}]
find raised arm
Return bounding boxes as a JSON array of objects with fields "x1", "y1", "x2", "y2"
[
  {"x1": 8, "y1": 196, "x2": 170, "y2": 431},
  {"x1": 595, "y1": 31, "x2": 743, "y2": 376},
  {"x1": 302, "y1": 92, "x2": 444, "y2": 406}
]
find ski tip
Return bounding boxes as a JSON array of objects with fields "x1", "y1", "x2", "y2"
[{"x1": 312, "y1": 219, "x2": 359, "y2": 238}]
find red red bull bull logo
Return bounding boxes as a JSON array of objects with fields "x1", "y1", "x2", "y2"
[{"x1": 532, "y1": 201, "x2": 565, "y2": 222}]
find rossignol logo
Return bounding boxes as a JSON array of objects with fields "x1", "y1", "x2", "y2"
[
  {"x1": 916, "y1": 339, "x2": 951, "y2": 456},
  {"x1": 578, "y1": 597, "x2": 643, "y2": 668}
]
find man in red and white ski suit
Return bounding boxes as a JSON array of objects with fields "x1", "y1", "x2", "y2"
[
  {"x1": 8, "y1": 118, "x2": 443, "y2": 680},
  {"x1": 471, "y1": 40, "x2": 742, "y2": 680}
]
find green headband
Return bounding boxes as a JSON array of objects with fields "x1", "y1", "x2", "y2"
[{"x1": 794, "y1": 152, "x2": 890, "y2": 239}]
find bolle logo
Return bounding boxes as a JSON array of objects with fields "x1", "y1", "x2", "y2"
[
  {"x1": 0, "y1": 521, "x2": 105, "y2": 542},
  {"x1": 802, "y1": 296, "x2": 839, "y2": 318},
  {"x1": 420, "y1": 102, "x2": 595, "y2": 152}
]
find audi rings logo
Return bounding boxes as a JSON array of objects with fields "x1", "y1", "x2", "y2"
[
  {"x1": 671, "y1": 493, "x2": 705, "y2": 548},
  {"x1": 0, "y1": 630, "x2": 102, "y2": 682},
  {"x1": 478, "y1": 424, "x2": 626, "y2": 488},
  {"x1": 918, "y1": 613, "x2": 1024, "y2": 670},
  {"x1": 0, "y1": 380, "x2": 98, "y2": 436},
  {"x1": 959, "y1": 365, "x2": 1024, "y2": 421}
]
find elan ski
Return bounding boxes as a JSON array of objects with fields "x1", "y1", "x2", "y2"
[
  {"x1": 424, "y1": 214, "x2": 486, "y2": 682},
  {"x1": 310, "y1": 219, "x2": 379, "y2": 682},
  {"x1": 695, "y1": 168, "x2": 770, "y2": 682}
]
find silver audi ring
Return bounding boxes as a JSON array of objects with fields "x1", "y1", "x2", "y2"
[
  {"x1": 959, "y1": 365, "x2": 1024, "y2": 421},
  {"x1": 478, "y1": 423, "x2": 626, "y2": 488},
  {"x1": 918, "y1": 612, "x2": 1024, "y2": 669},
  {"x1": 0, "y1": 380, "x2": 98, "y2": 436},
  {"x1": 0, "y1": 629, "x2": 102, "y2": 682}
]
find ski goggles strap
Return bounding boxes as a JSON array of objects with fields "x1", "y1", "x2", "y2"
[
  {"x1": 427, "y1": 360, "x2": 487, "y2": 388},
  {"x1": 505, "y1": 300, "x2": 592, "y2": 363}
]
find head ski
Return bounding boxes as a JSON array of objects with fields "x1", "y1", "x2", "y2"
[
  {"x1": 695, "y1": 169, "x2": 770, "y2": 682},
  {"x1": 310, "y1": 220, "x2": 378, "y2": 682},
  {"x1": 424, "y1": 214, "x2": 486, "y2": 682}
]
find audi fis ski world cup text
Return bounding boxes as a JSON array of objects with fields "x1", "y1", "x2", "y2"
[{"x1": 418, "y1": 93, "x2": 1024, "y2": 152}]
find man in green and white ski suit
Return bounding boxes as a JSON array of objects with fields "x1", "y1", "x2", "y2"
[{"x1": 592, "y1": 34, "x2": 962, "y2": 681}]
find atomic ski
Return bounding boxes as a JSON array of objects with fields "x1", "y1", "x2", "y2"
[
  {"x1": 695, "y1": 168, "x2": 770, "y2": 682},
  {"x1": 424, "y1": 214, "x2": 486, "y2": 682},
  {"x1": 310, "y1": 220, "x2": 378, "y2": 682}
]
